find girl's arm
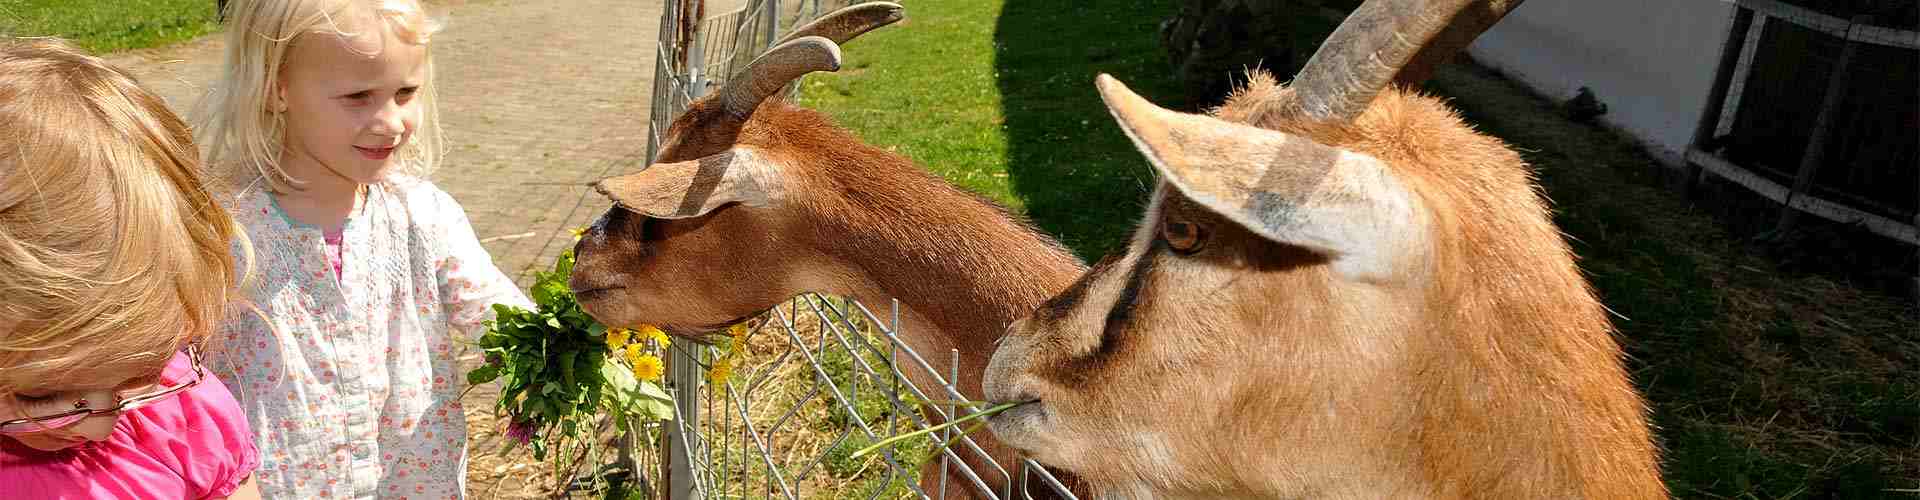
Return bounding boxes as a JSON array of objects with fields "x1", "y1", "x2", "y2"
[{"x1": 434, "y1": 191, "x2": 535, "y2": 339}]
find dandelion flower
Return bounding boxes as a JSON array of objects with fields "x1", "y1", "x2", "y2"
[
  {"x1": 706, "y1": 357, "x2": 733, "y2": 386},
  {"x1": 727, "y1": 323, "x2": 749, "y2": 351},
  {"x1": 605, "y1": 328, "x2": 631, "y2": 352},
  {"x1": 638, "y1": 324, "x2": 670, "y2": 349},
  {"x1": 569, "y1": 226, "x2": 588, "y2": 241},
  {"x1": 631, "y1": 351, "x2": 664, "y2": 381}
]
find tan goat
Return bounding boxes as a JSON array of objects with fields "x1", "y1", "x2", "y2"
[
  {"x1": 568, "y1": 3, "x2": 1087, "y2": 498},
  {"x1": 982, "y1": 0, "x2": 1666, "y2": 498}
]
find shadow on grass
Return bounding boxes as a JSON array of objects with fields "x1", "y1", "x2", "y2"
[
  {"x1": 991, "y1": 0, "x2": 1181, "y2": 260},
  {"x1": 1427, "y1": 61, "x2": 1920, "y2": 498}
]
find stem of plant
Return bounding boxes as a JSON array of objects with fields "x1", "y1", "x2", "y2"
[
  {"x1": 916, "y1": 399, "x2": 995, "y2": 407},
  {"x1": 934, "y1": 420, "x2": 989, "y2": 453},
  {"x1": 849, "y1": 401, "x2": 1023, "y2": 460}
]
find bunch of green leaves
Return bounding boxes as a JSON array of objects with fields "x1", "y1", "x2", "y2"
[{"x1": 467, "y1": 248, "x2": 674, "y2": 464}]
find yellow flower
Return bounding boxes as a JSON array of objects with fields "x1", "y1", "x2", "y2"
[
  {"x1": 705, "y1": 357, "x2": 733, "y2": 386},
  {"x1": 605, "y1": 328, "x2": 631, "y2": 352},
  {"x1": 569, "y1": 226, "x2": 588, "y2": 241},
  {"x1": 638, "y1": 324, "x2": 670, "y2": 349},
  {"x1": 726, "y1": 323, "x2": 749, "y2": 351},
  {"x1": 631, "y1": 351, "x2": 664, "y2": 381}
]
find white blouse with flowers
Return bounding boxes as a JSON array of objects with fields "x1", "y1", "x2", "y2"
[{"x1": 213, "y1": 176, "x2": 532, "y2": 499}]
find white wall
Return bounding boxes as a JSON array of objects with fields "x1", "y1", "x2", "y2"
[{"x1": 1467, "y1": 0, "x2": 1738, "y2": 166}]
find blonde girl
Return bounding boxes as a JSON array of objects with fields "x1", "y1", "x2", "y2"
[
  {"x1": 0, "y1": 37, "x2": 261, "y2": 499},
  {"x1": 193, "y1": 0, "x2": 531, "y2": 497}
]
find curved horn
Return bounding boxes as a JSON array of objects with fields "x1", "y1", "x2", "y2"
[
  {"x1": 775, "y1": 2, "x2": 905, "y2": 46},
  {"x1": 1288, "y1": 0, "x2": 1524, "y2": 122},
  {"x1": 1391, "y1": 0, "x2": 1524, "y2": 86},
  {"x1": 717, "y1": 36, "x2": 843, "y2": 117}
]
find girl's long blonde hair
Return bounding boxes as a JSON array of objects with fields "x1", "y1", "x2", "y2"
[
  {"x1": 193, "y1": 0, "x2": 445, "y2": 193},
  {"x1": 0, "y1": 38, "x2": 242, "y2": 394}
]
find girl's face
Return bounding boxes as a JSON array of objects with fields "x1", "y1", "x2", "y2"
[
  {"x1": 0, "y1": 324, "x2": 158, "y2": 452},
  {"x1": 275, "y1": 21, "x2": 428, "y2": 189},
  {"x1": 0, "y1": 386, "x2": 141, "y2": 451}
]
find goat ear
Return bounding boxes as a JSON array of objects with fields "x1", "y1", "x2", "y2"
[
  {"x1": 592, "y1": 147, "x2": 785, "y2": 220},
  {"x1": 1094, "y1": 74, "x2": 1426, "y2": 280}
]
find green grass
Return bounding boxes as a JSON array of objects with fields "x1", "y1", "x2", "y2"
[
  {"x1": 792, "y1": 0, "x2": 1919, "y2": 497},
  {"x1": 1425, "y1": 62, "x2": 1920, "y2": 498},
  {"x1": 798, "y1": 0, "x2": 1181, "y2": 259},
  {"x1": 0, "y1": 0, "x2": 220, "y2": 53}
]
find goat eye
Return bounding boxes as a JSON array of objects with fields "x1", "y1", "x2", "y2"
[{"x1": 1161, "y1": 220, "x2": 1205, "y2": 254}]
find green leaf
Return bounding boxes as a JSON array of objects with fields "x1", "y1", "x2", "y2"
[
  {"x1": 553, "y1": 249, "x2": 576, "y2": 276},
  {"x1": 542, "y1": 381, "x2": 560, "y2": 396},
  {"x1": 575, "y1": 352, "x2": 600, "y2": 385},
  {"x1": 632, "y1": 397, "x2": 675, "y2": 421},
  {"x1": 634, "y1": 380, "x2": 672, "y2": 402},
  {"x1": 530, "y1": 281, "x2": 554, "y2": 305},
  {"x1": 599, "y1": 358, "x2": 675, "y2": 421},
  {"x1": 466, "y1": 365, "x2": 500, "y2": 385},
  {"x1": 558, "y1": 351, "x2": 579, "y2": 386}
]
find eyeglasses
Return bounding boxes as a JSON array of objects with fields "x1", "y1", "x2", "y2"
[{"x1": 0, "y1": 345, "x2": 205, "y2": 435}]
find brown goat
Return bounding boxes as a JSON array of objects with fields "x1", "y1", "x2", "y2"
[
  {"x1": 983, "y1": 0, "x2": 1666, "y2": 498},
  {"x1": 568, "y1": 3, "x2": 1087, "y2": 498}
]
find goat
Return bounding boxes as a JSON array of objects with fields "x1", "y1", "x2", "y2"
[
  {"x1": 568, "y1": 3, "x2": 1088, "y2": 498},
  {"x1": 982, "y1": 0, "x2": 1666, "y2": 498}
]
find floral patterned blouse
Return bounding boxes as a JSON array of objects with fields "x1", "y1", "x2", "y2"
[{"x1": 212, "y1": 176, "x2": 532, "y2": 499}]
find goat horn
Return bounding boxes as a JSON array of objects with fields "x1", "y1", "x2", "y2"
[
  {"x1": 775, "y1": 2, "x2": 905, "y2": 46},
  {"x1": 1288, "y1": 0, "x2": 1524, "y2": 122},
  {"x1": 718, "y1": 36, "x2": 843, "y2": 118}
]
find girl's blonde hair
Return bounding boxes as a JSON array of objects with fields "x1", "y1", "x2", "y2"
[
  {"x1": 194, "y1": 0, "x2": 445, "y2": 193},
  {"x1": 0, "y1": 38, "x2": 242, "y2": 394}
]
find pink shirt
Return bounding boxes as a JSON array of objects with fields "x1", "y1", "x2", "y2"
[
  {"x1": 0, "y1": 350, "x2": 260, "y2": 499},
  {"x1": 323, "y1": 226, "x2": 345, "y2": 280}
]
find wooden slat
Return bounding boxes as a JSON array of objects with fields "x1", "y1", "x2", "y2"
[
  {"x1": 1688, "y1": 148, "x2": 1920, "y2": 246},
  {"x1": 1736, "y1": 0, "x2": 1920, "y2": 49}
]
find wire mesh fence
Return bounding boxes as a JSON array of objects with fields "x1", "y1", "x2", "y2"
[{"x1": 641, "y1": 2, "x2": 1079, "y2": 499}]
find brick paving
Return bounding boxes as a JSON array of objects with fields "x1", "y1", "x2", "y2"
[{"x1": 107, "y1": 0, "x2": 660, "y2": 496}]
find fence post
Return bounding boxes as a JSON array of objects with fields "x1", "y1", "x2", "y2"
[
  {"x1": 662, "y1": 4, "x2": 712, "y2": 497},
  {"x1": 1774, "y1": 15, "x2": 1871, "y2": 235},
  {"x1": 764, "y1": 0, "x2": 780, "y2": 50},
  {"x1": 1683, "y1": 5, "x2": 1755, "y2": 198},
  {"x1": 664, "y1": 342, "x2": 706, "y2": 500}
]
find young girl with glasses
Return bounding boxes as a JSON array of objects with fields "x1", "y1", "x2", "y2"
[{"x1": 0, "y1": 37, "x2": 261, "y2": 499}]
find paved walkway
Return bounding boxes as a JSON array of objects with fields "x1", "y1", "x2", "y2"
[
  {"x1": 108, "y1": 0, "x2": 659, "y2": 496},
  {"x1": 111, "y1": 0, "x2": 657, "y2": 289}
]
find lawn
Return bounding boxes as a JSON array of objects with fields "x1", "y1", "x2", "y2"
[
  {"x1": 797, "y1": 0, "x2": 1182, "y2": 259},
  {"x1": 0, "y1": 0, "x2": 220, "y2": 53},
  {"x1": 1427, "y1": 62, "x2": 1919, "y2": 498},
  {"x1": 794, "y1": 0, "x2": 1918, "y2": 497}
]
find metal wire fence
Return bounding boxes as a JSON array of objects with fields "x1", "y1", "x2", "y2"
[{"x1": 642, "y1": 2, "x2": 1079, "y2": 499}]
